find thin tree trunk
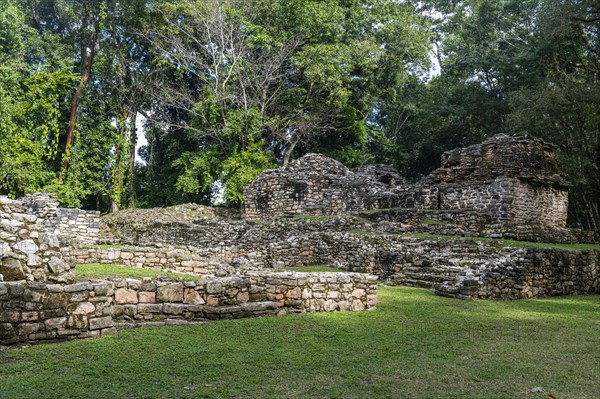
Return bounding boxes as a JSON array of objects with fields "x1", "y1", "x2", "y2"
[
  {"x1": 282, "y1": 137, "x2": 299, "y2": 167},
  {"x1": 111, "y1": 110, "x2": 128, "y2": 213},
  {"x1": 127, "y1": 109, "x2": 138, "y2": 205},
  {"x1": 59, "y1": 6, "x2": 100, "y2": 181}
]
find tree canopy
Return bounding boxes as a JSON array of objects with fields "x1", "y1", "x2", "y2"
[{"x1": 0, "y1": 0, "x2": 598, "y2": 233}]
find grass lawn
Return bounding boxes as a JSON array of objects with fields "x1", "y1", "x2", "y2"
[
  {"x1": 1, "y1": 287, "x2": 599, "y2": 398},
  {"x1": 75, "y1": 263, "x2": 200, "y2": 282},
  {"x1": 286, "y1": 264, "x2": 340, "y2": 272}
]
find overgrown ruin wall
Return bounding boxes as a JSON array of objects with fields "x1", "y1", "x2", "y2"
[
  {"x1": 243, "y1": 135, "x2": 576, "y2": 238},
  {"x1": 81, "y1": 221, "x2": 600, "y2": 299},
  {"x1": 0, "y1": 272, "x2": 377, "y2": 345},
  {"x1": 1, "y1": 194, "x2": 379, "y2": 346}
]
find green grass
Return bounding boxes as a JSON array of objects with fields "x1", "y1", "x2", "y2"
[
  {"x1": 286, "y1": 264, "x2": 340, "y2": 272},
  {"x1": 75, "y1": 263, "x2": 200, "y2": 282},
  {"x1": 405, "y1": 233, "x2": 600, "y2": 251},
  {"x1": 1, "y1": 287, "x2": 599, "y2": 398}
]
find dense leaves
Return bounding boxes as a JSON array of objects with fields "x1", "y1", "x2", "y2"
[{"x1": 0, "y1": 0, "x2": 598, "y2": 232}]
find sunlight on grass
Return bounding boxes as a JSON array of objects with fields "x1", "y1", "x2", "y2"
[
  {"x1": 75, "y1": 263, "x2": 199, "y2": 282},
  {"x1": 404, "y1": 233, "x2": 600, "y2": 251},
  {"x1": 286, "y1": 264, "x2": 340, "y2": 272},
  {"x1": 1, "y1": 287, "x2": 599, "y2": 399}
]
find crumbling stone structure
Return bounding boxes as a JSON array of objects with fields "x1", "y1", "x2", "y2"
[
  {"x1": 396, "y1": 134, "x2": 570, "y2": 229},
  {"x1": 0, "y1": 195, "x2": 74, "y2": 283},
  {"x1": 244, "y1": 153, "x2": 404, "y2": 218},
  {"x1": 1, "y1": 194, "x2": 379, "y2": 346},
  {"x1": 244, "y1": 135, "x2": 581, "y2": 242}
]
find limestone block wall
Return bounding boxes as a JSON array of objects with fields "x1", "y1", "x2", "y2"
[
  {"x1": 0, "y1": 280, "x2": 116, "y2": 345},
  {"x1": 14, "y1": 193, "x2": 99, "y2": 245},
  {"x1": 55, "y1": 208, "x2": 100, "y2": 245},
  {"x1": 399, "y1": 178, "x2": 569, "y2": 228},
  {"x1": 436, "y1": 248, "x2": 600, "y2": 300},
  {"x1": 509, "y1": 181, "x2": 568, "y2": 227},
  {"x1": 0, "y1": 196, "x2": 74, "y2": 283},
  {"x1": 0, "y1": 272, "x2": 377, "y2": 345}
]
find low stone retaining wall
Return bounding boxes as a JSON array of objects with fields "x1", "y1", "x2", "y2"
[
  {"x1": 71, "y1": 233, "x2": 600, "y2": 299},
  {"x1": 0, "y1": 272, "x2": 377, "y2": 345},
  {"x1": 436, "y1": 248, "x2": 600, "y2": 299},
  {"x1": 64, "y1": 246, "x2": 236, "y2": 276}
]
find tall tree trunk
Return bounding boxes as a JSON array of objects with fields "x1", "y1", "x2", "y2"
[
  {"x1": 127, "y1": 109, "x2": 138, "y2": 205},
  {"x1": 59, "y1": 5, "x2": 100, "y2": 181},
  {"x1": 111, "y1": 110, "x2": 129, "y2": 213}
]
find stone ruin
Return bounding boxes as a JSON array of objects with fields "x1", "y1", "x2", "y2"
[
  {"x1": 244, "y1": 134, "x2": 585, "y2": 242},
  {"x1": 2, "y1": 134, "x2": 600, "y2": 346},
  {"x1": 1, "y1": 194, "x2": 377, "y2": 346},
  {"x1": 244, "y1": 153, "x2": 405, "y2": 218},
  {"x1": 0, "y1": 193, "x2": 99, "y2": 284}
]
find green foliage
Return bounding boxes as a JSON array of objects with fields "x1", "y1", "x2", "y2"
[
  {"x1": 221, "y1": 143, "x2": 275, "y2": 204},
  {"x1": 0, "y1": 3, "x2": 76, "y2": 198}
]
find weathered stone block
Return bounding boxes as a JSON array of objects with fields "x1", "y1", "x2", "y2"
[
  {"x1": 45, "y1": 317, "x2": 67, "y2": 330},
  {"x1": 164, "y1": 303, "x2": 184, "y2": 315},
  {"x1": 0, "y1": 258, "x2": 25, "y2": 281},
  {"x1": 156, "y1": 283, "x2": 184, "y2": 302},
  {"x1": 89, "y1": 316, "x2": 114, "y2": 330},
  {"x1": 183, "y1": 289, "x2": 204, "y2": 305},
  {"x1": 138, "y1": 304, "x2": 163, "y2": 313},
  {"x1": 72, "y1": 302, "x2": 96, "y2": 315},
  {"x1": 139, "y1": 291, "x2": 156, "y2": 303},
  {"x1": 115, "y1": 288, "x2": 138, "y2": 304}
]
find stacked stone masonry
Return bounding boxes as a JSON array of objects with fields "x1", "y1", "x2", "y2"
[
  {"x1": 0, "y1": 272, "x2": 377, "y2": 345},
  {"x1": 0, "y1": 195, "x2": 74, "y2": 283},
  {"x1": 6, "y1": 193, "x2": 99, "y2": 246},
  {"x1": 244, "y1": 135, "x2": 589, "y2": 243},
  {"x1": 437, "y1": 248, "x2": 600, "y2": 300}
]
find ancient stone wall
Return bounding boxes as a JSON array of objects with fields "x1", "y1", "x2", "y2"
[
  {"x1": 13, "y1": 193, "x2": 99, "y2": 245},
  {"x1": 437, "y1": 248, "x2": 600, "y2": 300},
  {"x1": 243, "y1": 135, "x2": 578, "y2": 237},
  {"x1": 64, "y1": 246, "x2": 237, "y2": 276},
  {"x1": 243, "y1": 154, "x2": 404, "y2": 219},
  {"x1": 0, "y1": 280, "x2": 116, "y2": 344},
  {"x1": 0, "y1": 272, "x2": 377, "y2": 345},
  {"x1": 55, "y1": 208, "x2": 100, "y2": 245},
  {"x1": 0, "y1": 196, "x2": 74, "y2": 283}
]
